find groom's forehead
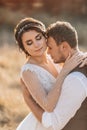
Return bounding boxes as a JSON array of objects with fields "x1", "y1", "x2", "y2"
[
  {"x1": 47, "y1": 37, "x2": 56, "y2": 45},
  {"x1": 47, "y1": 37, "x2": 53, "y2": 43},
  {"x1": 47, "y1": 38, "x2": 52, "y2": 47}
]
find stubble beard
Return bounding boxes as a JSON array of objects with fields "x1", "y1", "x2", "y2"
[{"x1": 54, "y1": 57, "x2": 66, "y2": 64}]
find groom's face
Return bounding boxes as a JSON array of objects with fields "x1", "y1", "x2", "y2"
[{"x1": 47, "y1": 37, "x2": 67, "y2": 63}]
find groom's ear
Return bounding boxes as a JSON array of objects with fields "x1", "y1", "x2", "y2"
[{"x1": 62, "y1": 41, "x2": 70, "y2": 51}]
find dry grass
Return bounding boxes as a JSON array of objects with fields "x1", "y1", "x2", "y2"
[{"x1": 0, "y1": 45, "x2": 30, "y2": 130}]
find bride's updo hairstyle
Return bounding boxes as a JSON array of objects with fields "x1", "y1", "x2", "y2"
[{"x1": 14, "y1": 17, "x2": 46, "y2": 56}]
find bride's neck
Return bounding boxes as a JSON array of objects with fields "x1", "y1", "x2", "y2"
[{"x1": 28, "y1": 54, "x2": 48, "y2": 65}]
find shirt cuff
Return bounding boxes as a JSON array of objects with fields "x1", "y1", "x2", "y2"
[{"x1": 42, "y1": 112, "x2": 52, "y2": 128}]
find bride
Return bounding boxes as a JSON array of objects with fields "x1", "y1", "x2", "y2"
[{"x1": 14, "y1": 17, "x2": 87, "y2": 130}]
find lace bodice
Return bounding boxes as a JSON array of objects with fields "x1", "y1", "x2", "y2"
[{"x1": 21, "y1": 63, "x2": 56, "y2": 93}]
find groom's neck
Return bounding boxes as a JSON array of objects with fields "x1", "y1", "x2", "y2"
[{"x1": 70, "y1": 47, "x2": 81, "y2": 57}]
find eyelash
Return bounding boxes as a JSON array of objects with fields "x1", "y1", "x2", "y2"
[
  {"x1": 27, "y1": 41, "x2": 32, "y2": 45},
  {"x1": 36, "y1": 35, "x2": 42, "y2": 40},
  {"x1": 26, "y1": 35, "x2": 42, "y2": 45}
]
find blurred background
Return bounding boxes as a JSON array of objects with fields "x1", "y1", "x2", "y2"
[{"x1": 0, "y1": 0, "x2": 87, "y2": 130}]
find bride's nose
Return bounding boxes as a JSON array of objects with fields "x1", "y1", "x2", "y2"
[{"x1": 34, "y1": 41, "x2": 40, "y2": 47}]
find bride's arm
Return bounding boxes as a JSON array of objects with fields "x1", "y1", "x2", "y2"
[
  {"x1": 21, "y1": 79, "x2": 44, "y2": 122},
  {"x1": 21, "y1": 53, "x2": 84, "y2": 112}
]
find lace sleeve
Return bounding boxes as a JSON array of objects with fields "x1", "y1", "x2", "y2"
[
  {"x1": 20, "y1": 64, "x2": 35, "y2": 77},
  {"x1": 20, "y1": 63, "x2": 63, "y2": 112}
]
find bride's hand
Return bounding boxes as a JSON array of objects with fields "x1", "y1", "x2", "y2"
[{"x1": 62, "y1": 52, "x2": 85, "y2": 74}]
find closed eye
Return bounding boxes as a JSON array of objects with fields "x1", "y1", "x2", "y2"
[
  {"x1": 36, "y1": 34, "x2": 42, "y2": 40},
  {"x1": 26, "y1": 40, "x2": 33, "y2": 45}
]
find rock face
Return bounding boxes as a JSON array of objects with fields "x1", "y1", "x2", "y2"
[
  {"x1": 43, "y1": 0, "x2": 87, "y2": 15},
  {"x1": 0, "y1": 0, "x2": 87, "y2": 15}
]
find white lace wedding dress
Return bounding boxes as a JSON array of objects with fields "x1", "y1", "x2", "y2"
[{"x1": 16, "y1": 63, "x2": 57, "y2": 130}]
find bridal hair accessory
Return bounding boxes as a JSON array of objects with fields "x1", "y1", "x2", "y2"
[{"x1": 18, "y1": 23, "x2": 45, "y2": 35}]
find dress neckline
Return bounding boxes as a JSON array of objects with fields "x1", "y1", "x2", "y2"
[{"x1": 25, "y1": 63, "x2": 57, "y2": 80}]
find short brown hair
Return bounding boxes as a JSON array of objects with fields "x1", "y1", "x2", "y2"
[{"x1": 47, "y1": 21, "x2": 78, "y2": 48}]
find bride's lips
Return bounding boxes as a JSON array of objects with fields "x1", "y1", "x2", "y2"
[{"x1": 35, "y1": 47, "x2": 43, "y2": 52}]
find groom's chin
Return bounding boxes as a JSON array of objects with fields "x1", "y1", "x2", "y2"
[
  {"x1": 53, "y1": 60, "x2": 61, "y2": 64},
  {"x1": 54, "y1": 59, "x2": 65, "y2": 64}
]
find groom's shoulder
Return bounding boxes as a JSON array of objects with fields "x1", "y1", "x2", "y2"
[
  {"x1": 64, "y1": 71, "x2": 87, "y2": 84},
  {"x1": 63, "y1": 72, "x2": 87, "y2": 94},
  {"x1": 71, "y1": 66, "x2": 87, "y2": 77}
]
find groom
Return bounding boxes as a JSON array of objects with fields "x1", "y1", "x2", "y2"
[{"x1": 21, "y1": 21, "x2": 87, "y2": 130}]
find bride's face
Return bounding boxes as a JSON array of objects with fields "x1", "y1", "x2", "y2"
[{"x1": 22, "y1": 30, "x2": 47, "y2": 57}]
